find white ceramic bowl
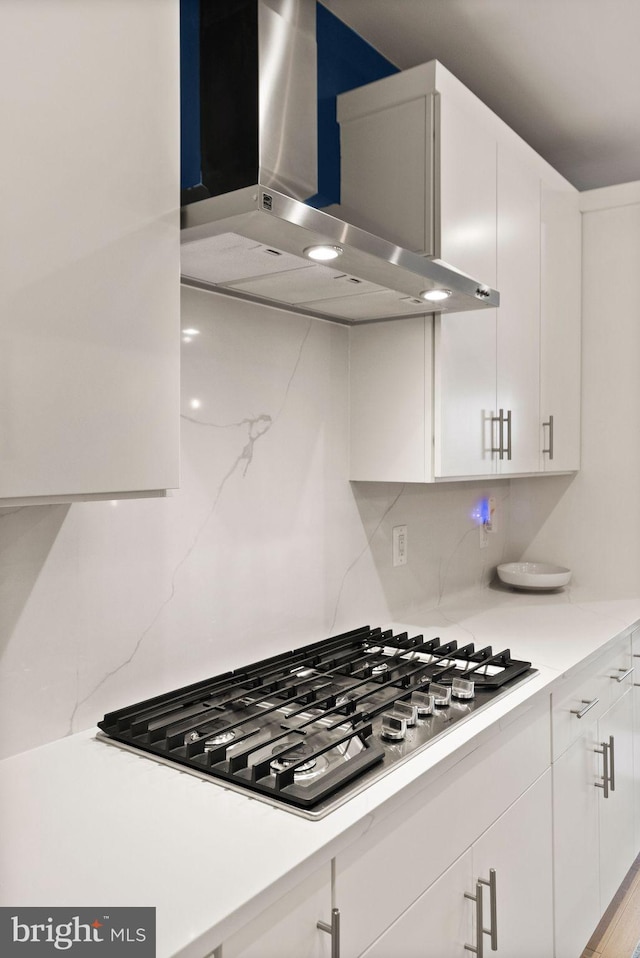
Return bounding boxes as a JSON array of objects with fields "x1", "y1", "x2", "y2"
[{"x1": 497, "y1": 561, "x2": 572, "y2": 591}]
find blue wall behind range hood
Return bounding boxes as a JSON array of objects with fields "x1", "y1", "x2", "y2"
[
  {"x1": 308, "y1": 3, "x2": 398, "y2": 208},
  {"x1": 179, "y1": 0, "x2": 398, "y2": 206}
]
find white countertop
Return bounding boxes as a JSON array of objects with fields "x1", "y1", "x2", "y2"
[{"x1": 2, "y1": 589, "x2": 639, "y2": 958}]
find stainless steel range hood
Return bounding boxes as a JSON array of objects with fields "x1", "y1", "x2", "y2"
[{"x1": 180, "y1": 0, "x2": 499, "y2": 324}]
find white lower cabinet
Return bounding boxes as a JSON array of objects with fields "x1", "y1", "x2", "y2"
[
  {"x1": 634, "y1": 629, "x2": 640, "y2": 851},
  {"x1": 360, "y1": 852, "x2": 473, "y2": 958},
  {"x1": 360, "y1": 770, "x2": 553, "y2": 958},
  {"x1": 218, "y1": 625, "x2": 640, "y2": 958},
  {"x1": 552, "y1": 718, "x2": 600, "y2": 958},
  {"x1": 220, "y1": 863, "x2": 331, "y2": 958},
  {"x1": 552, "y1": 637, "x2": 636, "y2": 958},
  {"x1": 471, "y1": 770, "x2": 554, "y2": 958},
  {"x1": 599, "y1": 689, "x2": 635, "y2": 908},
  {"x1": 334, "y1": 699, "x2": 550, "y2": 957}
]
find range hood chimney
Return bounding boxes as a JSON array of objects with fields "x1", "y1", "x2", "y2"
[{"x1": 180, "y1": 0, "x2": 499, "y2": 324}]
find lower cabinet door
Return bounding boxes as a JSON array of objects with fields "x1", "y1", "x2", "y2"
[
  {"x1": 599, "y1": 688, "x2": 635, "y2": 910},
  {"x1": 472, "y1": 770, "x2": 554, "y2": 958},
  {"x1": 552, "y1": 719, "x2": 600, "y2": 958},
  {"x1": 222, "y1": 865, "x2": 331, "y2": 958},
  {"x1": 360, "y1": 851, "x2": 473, "y2": 958},
  {"x1": 361, "y1": 772, "x2": 553, "y2": 957},
  {"x1": 634, "y1": 629, "x2": 640, "y2": 853}
]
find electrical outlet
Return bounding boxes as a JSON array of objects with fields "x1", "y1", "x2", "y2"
[
  {"x1": 487, "y1": 496, "x2": 497, "y2": 533},
  {"x1": 477, "y1": 497, "x2": 496, "y2": 549},
  {"x1": 480, "y1": 523, "x2": 489, "y2": 549},
  {"x1": 392, "y1": 525, "x2": 408, "y2": 566}
]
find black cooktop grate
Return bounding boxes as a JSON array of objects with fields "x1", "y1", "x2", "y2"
[{"x1": 98, "y1": 625, "x2": 534, "y2": 812}]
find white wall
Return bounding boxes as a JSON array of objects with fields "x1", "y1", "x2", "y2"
[
  {"x1": 511, "y1": 182, "x2": 640, "y2": 594},
  {"x1": 0, "y1": 286, "x2": 513, "y2": 760}
]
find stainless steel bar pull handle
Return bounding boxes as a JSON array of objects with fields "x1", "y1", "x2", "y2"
[
  {"x1": 491, "y1": 411, "x2": 504, "y2": 459},
  {"x1": 479, "y1": 869, "x2": 498, "y2": 950},
  {"x1": 465, "y1": 881, "x2": 484, "y2": 957},
  {"x1": 609, "y1": 734, "x2": 615, "y2": 792},
  {"x1": 491, "y1": 410, "x2": 511, "y2": 460},
  {"x1": 616, "y1": 667, "x2": 634, "y2": 683},
  {"x1": 542, "y1": 415, "x2": 554, "y2": 460},
  {"x1": 465, "y1": 870, "x2": 497, "y2": 955},
  {"x1": 595, "y1": 740, "x2": 610, "y2": 799},
  {"x1": 571, "y1": 697, "x2": 599, "y2": 719},
  {"x1": 317, "y1": 908, "x2": 340, "y2": 958}
]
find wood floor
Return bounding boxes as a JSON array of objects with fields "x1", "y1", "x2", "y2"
[{"x1": 581, "y1": 854, "x2": 640, "y2": 958}]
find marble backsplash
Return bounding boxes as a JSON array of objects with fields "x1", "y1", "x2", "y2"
[{"x1": 0, "y1": 286, "x2": 513, "y2": 759}]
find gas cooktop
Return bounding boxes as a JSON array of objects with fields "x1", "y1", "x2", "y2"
[{"x1": 97, "y1": 625, "x2": 536, "y2": 818}]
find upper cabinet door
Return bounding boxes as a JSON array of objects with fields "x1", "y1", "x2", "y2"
[
  {"x1": 438, "y1": 94, "x2": 498, "y2": 285},
  {"x1": 434, "y1": 93, "x2": 498, "y2": 479},
  {"x1": 540, "y1": 183, "x2": 582, "y2": 472},
  {"x1": 0, "y1": 0, "x2": 180, "y2": 503},
  {"x1": 350, "y1": 316, "x2": 433, "y2": 482},
  {"x1": 339, "y1": 92, "x2": 434, "y2": 253},
  {"x1": 496, "y1": 143, "x2": 541, "y2": 475}
]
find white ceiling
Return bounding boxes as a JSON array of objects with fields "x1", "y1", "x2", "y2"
[{"x1": 320, "y1": 0, "x2": 640, "y2": 192}]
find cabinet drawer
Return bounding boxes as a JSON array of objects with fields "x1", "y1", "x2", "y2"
[
  {"x1": 551, "y1": 637, "x2": 632, "y2": 761},
  {"x1": 335, "y1": 697, "x2": 550, "y2": 958}
]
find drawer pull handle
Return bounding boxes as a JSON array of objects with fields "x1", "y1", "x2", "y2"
[
  {"x1": 616, "y1": 667, "x2": 634, "y2": 683},
  {"x1": 317, "y1": 908, "x2": 340, "y2": 958},
  {"x1": 571, "y1": 697, "x2": 599, "y2": 719}
]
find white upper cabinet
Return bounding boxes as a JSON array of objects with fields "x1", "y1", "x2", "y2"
[
  {"x1": 494, "y1": 141, "x2": 542, "y2": 475},
  {"x1": 341, "y1": 61, "x2": 581, "y2": 482},
  {"x1": 350, "y1": 316, "x2": 432, "y2": 482},
  {"x1": 434, "y1": 77, "x2": 499, "y2": 479},
  {"x1": 0, "y1": 0, "x2": 180, "y2": 504},
  {"x1": 338, "y1": 60, "x2": 498, "y2": 274},
  {"x1": 338, "y1": 77, "x2": 435, "y2": 254},
  {"x1": 540, "y1": 181, "x2": 582, "y2": 472}
]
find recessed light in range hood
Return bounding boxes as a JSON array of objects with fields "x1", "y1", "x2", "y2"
[
  {"x1": 180, "y1": 0, "x2": 499, "y2": 324},
  {"x1": 181, "y1": 189, "x2": 498, "y2": 323}
]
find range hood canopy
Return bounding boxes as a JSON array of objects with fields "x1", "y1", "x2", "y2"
[{"x1": 180, "y1": 0, "x2": 499, "y2": 324}]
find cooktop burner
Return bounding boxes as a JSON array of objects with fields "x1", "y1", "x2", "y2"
[{"x1": 97, "y1": 625, "x2": 536, "y2": 818}]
